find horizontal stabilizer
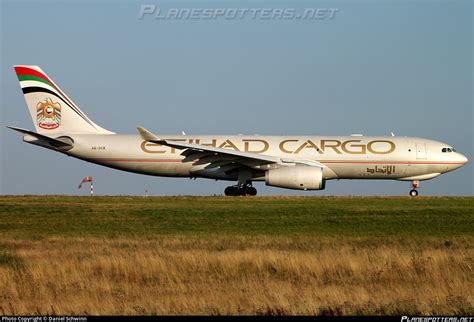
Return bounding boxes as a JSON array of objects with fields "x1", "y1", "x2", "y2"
[{"x1": 7, "y1": 126, "x2": 73, "y2": 148}]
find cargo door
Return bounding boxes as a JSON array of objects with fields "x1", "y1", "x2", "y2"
[{"x1": 416, "y1": 143, "x2": 427, "y2": 160}]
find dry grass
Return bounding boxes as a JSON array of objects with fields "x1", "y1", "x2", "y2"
[{"x1": 0, "y1": 236, "x2": 472, "y2": 315}]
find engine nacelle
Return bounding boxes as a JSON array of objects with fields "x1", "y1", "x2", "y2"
[{"x1": 265, "y1": 166, "x2": 325, "y2": 190}]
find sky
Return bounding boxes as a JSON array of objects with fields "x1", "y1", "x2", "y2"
[{"x1": 0, "y1": 0, "x2": 472, "y2": 196}]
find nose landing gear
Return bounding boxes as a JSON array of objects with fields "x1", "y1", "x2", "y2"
[
  {"x1": 409, "y1": 180, "x2": 420, "y2": 197},
  {"x1": 224, "y1": 183, "x2": 257, "y2": 196}
]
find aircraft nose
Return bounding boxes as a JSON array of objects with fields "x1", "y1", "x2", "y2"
[{"x1": 457, "y1": 153, "x2": 468, "y2": 165}]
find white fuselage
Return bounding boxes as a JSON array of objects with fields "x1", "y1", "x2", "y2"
[
  {"x1": 12, "y1": 65, "x2": 469, "y2": 194},
  {"x1": 57, "y1": 134, "x2": 467, "y2": 182}
]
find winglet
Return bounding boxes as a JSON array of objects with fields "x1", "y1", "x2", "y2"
[{"x1": 136, "y1": 127, "x2": 163, "y2": 143}]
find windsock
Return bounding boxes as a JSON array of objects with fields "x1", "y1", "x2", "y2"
[{"x1": 78, "y1": 176, "x2": 93, "y2": 189}]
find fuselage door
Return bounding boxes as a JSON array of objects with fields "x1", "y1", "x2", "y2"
[{"x1": 416, "y1": 143, "x2": 427, "y2": 160}]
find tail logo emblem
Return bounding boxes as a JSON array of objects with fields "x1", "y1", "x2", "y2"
[{"x1": 37, "y1": 98, "x2": 61, "y2": 130}]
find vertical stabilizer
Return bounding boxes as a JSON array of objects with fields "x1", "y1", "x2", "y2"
[{"x1": 14, "y1": 65, "x2": 114, "y2": 134}]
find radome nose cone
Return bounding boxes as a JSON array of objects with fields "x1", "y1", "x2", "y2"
[{"x1": 459, "y1": 153, "x2": 468, "y2": 164}]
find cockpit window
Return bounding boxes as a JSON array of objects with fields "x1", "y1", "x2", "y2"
[{"x1": 442, "y1": 147, "x2": 456, "y2": 153}]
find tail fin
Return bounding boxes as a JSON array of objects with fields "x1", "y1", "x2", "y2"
[{"x1": 14, "y1": 65, "x2": 114, "y2": 134}]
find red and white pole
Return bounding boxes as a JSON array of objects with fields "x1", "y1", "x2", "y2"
[{"x1": 91, "y1": 182, "x2": 94, "y2": 197}]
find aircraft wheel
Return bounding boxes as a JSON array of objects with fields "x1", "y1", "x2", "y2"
[
  {"x1": 248, "y1": 186, "x2": 257, "y2": 196},
  {"x1": 224, "y1": 186, "x2": 234, "y2": 196},
  {"x1": 234, "y1": 187, "x2": 242, "y2": 196},
  {"x1": 409, "y1": 189, "x2": 418, "y2": 197},
  {"x1": 225, "y1": 186, "x2": 241, "y2": 196},
  {"x1": 225, "y1": 185, "x2": 256, "y2": 196}
]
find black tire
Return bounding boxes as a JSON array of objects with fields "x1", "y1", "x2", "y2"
[
  {"x1": 224, "y1": 186, "x2": 233, "y2": 196},
  {"x1": 248, "y1": 187, "x2": 257, "y2": 196},
  {"x1": 232, "y1": 186, "x2": 240, "y2": 196},
  {"x1": 409, "y1": 189, "x2": 418, "y2": 197}
]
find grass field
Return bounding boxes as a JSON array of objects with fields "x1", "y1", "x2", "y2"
[{"x1": 0, "y1": 196, "x2": 472, "y2": 315}]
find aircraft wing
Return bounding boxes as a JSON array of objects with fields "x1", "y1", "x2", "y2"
[
  {"x1": 137, "y1": 127, "x2": 279, "y2": 172},
  {"x1": 137, "y1": 127, "x2": 323, "y2": 174}
]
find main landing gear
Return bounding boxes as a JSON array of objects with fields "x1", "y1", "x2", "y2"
[
  {"x1": 409, "y1": 180, "x2": 420, "y2": 197},
  {"x1": 224, "y1": 183, "x2": 257, "y2": 196}
]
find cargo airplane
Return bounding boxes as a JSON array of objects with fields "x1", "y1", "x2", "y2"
[{"x1": 8, "y1": 65, "x2": 468, "y2": 196}]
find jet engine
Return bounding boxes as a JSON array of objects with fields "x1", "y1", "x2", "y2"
[{"x1": 265, "y1": 166, "x2": 325, "y2": 190}]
